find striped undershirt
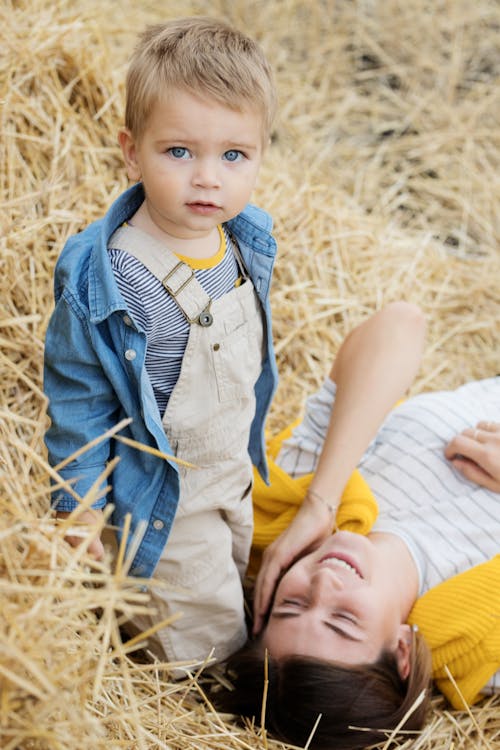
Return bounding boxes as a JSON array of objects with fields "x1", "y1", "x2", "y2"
[{"x1": 109, "y1": 224, "x2": 240, "y2": 416}]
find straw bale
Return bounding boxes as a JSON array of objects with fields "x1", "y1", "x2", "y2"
[{"x1": 1, "y1": 0, "x2": 499, "y2": 747}]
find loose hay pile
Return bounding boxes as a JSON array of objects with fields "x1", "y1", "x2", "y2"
[{"x1": 1, "y1": 0, "x2": 499, "y2": 747}]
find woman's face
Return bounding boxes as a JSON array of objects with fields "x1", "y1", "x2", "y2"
[{"x1": 262, "y1": 531, "x2": 409, "y2": 666}]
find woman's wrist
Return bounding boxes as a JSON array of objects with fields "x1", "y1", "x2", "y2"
[{"x1": 305, "y1": 487, "x2": 338, "y2": 518}]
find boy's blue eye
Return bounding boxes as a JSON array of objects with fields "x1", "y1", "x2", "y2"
[
  {"x1": 168, "y1": 147, "x2": 190, "y2": 159},
  {"x1": 223, "y1": 150, "x2": 243, "y2": 162}
]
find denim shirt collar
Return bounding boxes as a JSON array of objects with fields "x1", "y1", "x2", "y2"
[
  {"x1": 86, "y1": 182, "x2": 275, "y2": 323},
  {"x1": 87, "y1": 183, "x2": 145, "y2": 323},
  {"x1": 227, "y1": 204, "x2": 274, "y2": 254}
]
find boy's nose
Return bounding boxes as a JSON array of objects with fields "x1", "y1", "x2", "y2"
[{"x1": 192, "y1": 159, "x2": 221, "y2": 189}]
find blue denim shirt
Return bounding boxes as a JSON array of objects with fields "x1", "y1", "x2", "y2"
[{"x1": 44, "y1": 183, "x2": 278, "y2": 577}]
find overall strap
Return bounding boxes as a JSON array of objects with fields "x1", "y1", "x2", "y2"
[
  {"x1": 109, "y1": 224, "x2": 213, "y2": 326},
  {"x1": 226, "y1": 229, "x2": 250, "y2": 281}
]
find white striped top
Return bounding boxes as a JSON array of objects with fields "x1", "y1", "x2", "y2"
[
  {"x1": 108, "y1": 225, "x2": 240, "y2": 415},
  {"x1": 364, "y1": 377, "x2": 500, "y2": 595}
]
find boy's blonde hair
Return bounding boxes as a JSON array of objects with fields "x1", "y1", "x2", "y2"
[{"x1": 125, "y1": 17, "x2": 277, "y2": 143}]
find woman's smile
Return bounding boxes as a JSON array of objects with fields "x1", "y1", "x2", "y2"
[{"x1": 318, "y1": 553, "x2": 363, "y2": 579}]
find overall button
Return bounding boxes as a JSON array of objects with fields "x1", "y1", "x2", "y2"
[
  {"x1": 125, "y1": 349, "x2": 136, "y2": 361},
  {"x1": 153, "y1": 519, "x2": 164, "y2": 531},
  {"x1": 123, "y1": 314, "x2": 133, "y2": 326},
  {"x1": 198, "y1": 310, "x2": 213, "y2": 327}
]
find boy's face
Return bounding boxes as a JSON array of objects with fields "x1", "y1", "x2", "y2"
[
  {"x1": 262, "y1": 531, "x2": 412, "y2": 674},
  {"x1": 119, "y1": 89, "x2": 264, "y2": 240}
]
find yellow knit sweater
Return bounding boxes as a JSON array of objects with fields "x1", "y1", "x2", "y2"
[{"x1": 251, "y1": 425, "x2": 500, "y2": 709}]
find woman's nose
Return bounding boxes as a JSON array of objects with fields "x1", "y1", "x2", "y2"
[{"x1": 310, "y1": 567, "x2": 344, "y2": 604}]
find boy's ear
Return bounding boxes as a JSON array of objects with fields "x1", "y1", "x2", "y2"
[
  {"x1": 118, "y1": 128, "x2": 141, "y2": 182},
  {"x1": 395, "y1": 624, "x2": 413, "y2": 681}
]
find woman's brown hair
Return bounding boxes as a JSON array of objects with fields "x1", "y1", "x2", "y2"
[{"x1": 215, "y1": 630, "x2": 432, "y2": 750}]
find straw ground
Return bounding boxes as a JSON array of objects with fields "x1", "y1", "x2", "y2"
[{"x1": 1, "y1": 0, "x2": 499, "y2": 747}]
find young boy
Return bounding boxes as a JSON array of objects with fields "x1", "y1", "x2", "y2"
[
  {"x1": 44, "y1": 17, "x2": 279, "y2": 663},
  {"x1": 44, "y1": 16, "x2": 425, "y2": 666}
]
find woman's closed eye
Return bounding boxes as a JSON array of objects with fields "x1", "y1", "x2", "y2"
[
  {"x1": 282, "y1": 598, "x2": 306, "y2": 608},
  {"x1": 325, "y1": 611, "x2": 362, "y2": 641},
  {"x1": 277, "y1": 602, "x2": 358, "y2": 622},
  {"x1": 333, "y1": 610, "x2": 357, "y2": 625},
  {"x1": 271, "y1": 598, "x2": 309, "y2": 613}
]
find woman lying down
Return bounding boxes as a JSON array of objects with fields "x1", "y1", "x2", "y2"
[{"x1": 217, "y1": 367, "x2": 500, "y2": 749}]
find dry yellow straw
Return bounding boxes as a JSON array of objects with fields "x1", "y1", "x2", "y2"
[
  {"x1": 114, "y1": 434, "x2": 197, "y2": 469},
  {"x1": 2, "y1": 0, "x2": 500, "y2": 748}
]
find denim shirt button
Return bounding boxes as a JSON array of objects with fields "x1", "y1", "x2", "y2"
[
  {"x1": 153, "y1": 519, "x2": 164, "y2": 531},
  {"x1": 125, "y1": 348, "x2": 136, "y2": 361}
]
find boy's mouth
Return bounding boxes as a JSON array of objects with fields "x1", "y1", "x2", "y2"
[{"x1": 186, "y1": 201, "x2": 221, "y2": 215}]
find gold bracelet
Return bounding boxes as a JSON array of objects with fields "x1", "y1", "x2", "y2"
[{"x1": 306, "y1": 488, "x2": 336, "y2": 515}]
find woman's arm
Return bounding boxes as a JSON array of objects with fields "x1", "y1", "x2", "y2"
[{"x1": 253, "y1": 302, "x2": 426, "y2": 634}]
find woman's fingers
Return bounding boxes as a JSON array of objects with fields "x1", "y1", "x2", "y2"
[
  {"x1": 444, "y1": 431, "x2": 483, "y2": 460},
  {"x1": 445, "y1": 422, "x2": 500, "y2": 493},
  {"x1": 448, "y1": 454, "x2": 500, "y2": 493},
  {"x1": 253, "y1": 550, "x2": 282, "y2": 635},
  {"x1": 476, "y1": 421, "x2": 500, "y2": 434},
  {"x1": 461, "y1": 426, "x2": 492, "y2": 444}
]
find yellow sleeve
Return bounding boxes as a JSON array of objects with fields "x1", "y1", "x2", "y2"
[{"x1": 408, "y1": 555, "x2": 500, "y2": 708}]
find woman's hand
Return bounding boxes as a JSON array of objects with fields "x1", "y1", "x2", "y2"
[
  {"x1": 445, "y1": 421, "x2": 500, "y2": 493},
  {"x1": 55, "y1": 508, "x2": 106, "y2": 560},
  {"x1": 252, "y1": 492, "x2": 335, "y2": 635}
]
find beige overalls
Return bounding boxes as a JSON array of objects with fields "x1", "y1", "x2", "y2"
[{"x1": 110, "y1": 225, "x2": 264, "y2": 664}]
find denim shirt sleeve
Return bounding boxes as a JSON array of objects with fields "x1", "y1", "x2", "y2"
[{"x1": 44, "y1": 287, "x2": 120, "y2": 511}]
